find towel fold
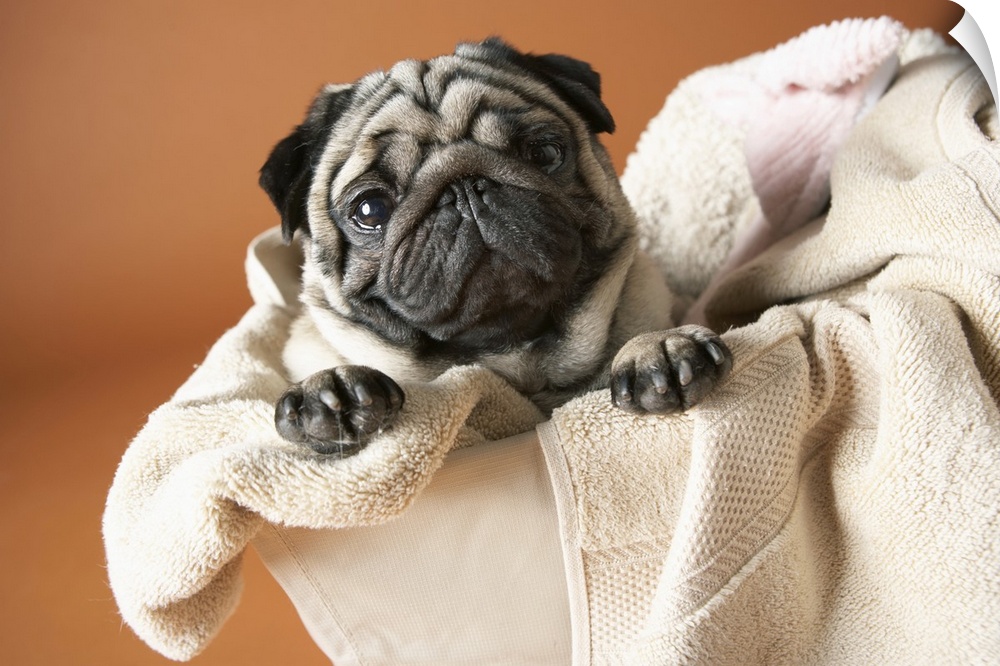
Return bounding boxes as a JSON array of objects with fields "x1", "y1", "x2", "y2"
[{"x1": 103, "y1": 296, "x2": 544, "y2": 659}]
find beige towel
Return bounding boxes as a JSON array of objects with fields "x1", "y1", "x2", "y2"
[
  {"x1": 103, "y1": 24, "x2": 1000, "y2": 664},
  {"x1": 542, "y1": 49, "x2": 1000, "y2": 663},
  {"x1": 102, "y1": 279, "x2": 545, "y2": 659}
]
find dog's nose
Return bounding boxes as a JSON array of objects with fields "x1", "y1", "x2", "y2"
[{"x1": 435, "y1": 176, "x2": 497, "y2": 208}]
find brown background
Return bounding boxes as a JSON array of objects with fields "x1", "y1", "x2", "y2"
[{"x1": 0, "y1": 1, "x2": 962, "y2": 664}]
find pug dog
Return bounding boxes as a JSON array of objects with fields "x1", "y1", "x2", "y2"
[{"x1": 259, "y1": 38, "x2": 733, "y2": 455}]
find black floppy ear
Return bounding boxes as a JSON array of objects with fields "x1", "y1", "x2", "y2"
[
  {"x1": 463, "y1": 38, "x2": 615, "y2": 135},
  {"x1": 259, "y1": 84, "x2": 354, "y2": 243},
  {"x1": 529, "y1": 52, "x2": 615, "y2": 134},
  {"x1": 259, "y1": 127, "x2": 313, "y2": 243}
]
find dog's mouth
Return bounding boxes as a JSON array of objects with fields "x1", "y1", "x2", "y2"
[{"x1": 378, "y1": 176, "x2": 583, "y2": 346}]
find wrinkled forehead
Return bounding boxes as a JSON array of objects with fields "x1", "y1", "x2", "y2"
[
  {"x1": 321, "y1": 54, "x2": 579, "y2": 198},
  {"x1": 371, "y1": 55, "x2": 563, "y2": 141}
]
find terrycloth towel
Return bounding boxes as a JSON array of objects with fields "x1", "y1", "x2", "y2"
[
  {"x1": 548, "y1": 42, "x2": 1000, "y2": 664},
  {"x1": 102, "y1": 298, "x2": 546, "y2": 658},
  {"x1": 104, "y1": 228, "x2": 549, "y2": 659},
  {"x1": 103, "y1": 19, "x2": 1000, "y2": 664}
]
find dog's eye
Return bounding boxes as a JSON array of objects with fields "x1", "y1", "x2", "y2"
[
  {"x1": 351, "y1": 193, "x2": 394, "y2": 232},
  {"x1": 527, "y1": 141, "x2": 564, "y2": 174}
]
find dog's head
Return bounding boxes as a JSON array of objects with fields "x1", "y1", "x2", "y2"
[{"x1": 260, "y1": 38, "x2": 635, "y2": 357}]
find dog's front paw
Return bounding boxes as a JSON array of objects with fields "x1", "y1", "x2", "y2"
[
  {"x1": 610, "y1": 325, "x2": 733, "y2": 414},
  {"x1": 275, "y1": 365, "x2": 405, "y2": 455}
]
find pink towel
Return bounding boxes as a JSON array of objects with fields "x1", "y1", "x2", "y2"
[{"x1": 684, "y1": 17, "x2": 905, "y2": 325}]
